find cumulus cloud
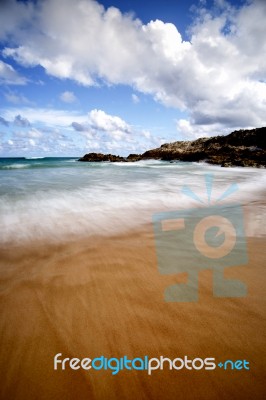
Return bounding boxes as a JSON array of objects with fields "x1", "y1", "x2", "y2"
[
  {"x1": 71, "y1": 109, "x2": 134, "y2": 142},
  {"x1": 89, "y1": 109, "x2": 131, "y2": 137},
  {"x1": 60, "y1": 91, "x2": 77, "y2": 103},
  {"x1": 0, "y1": 60, "x2": 27, "y2": 85},
  {"x1": 14, "y1": 114, "x2": 31, "y2": 127},
  {"x1": 70, "y1": 109, "x2": 159, "y2": 153},
  {"x1": 1, "y1": 0, "x2": 265, "y2": 136}
]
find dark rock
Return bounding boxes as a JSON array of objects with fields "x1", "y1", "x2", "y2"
[
  {"x1": 126, "y1": 153, "x2": 142, "y2": 161},
  {"x1": 141, "y1": 127, "x2": 266, "y2": 168},
  {"x1": 78, "y1": 152, "x2": 126, "y2": 162},
  {"x1": 78, "y1": 127, "x2": 266, "y2": 167}
]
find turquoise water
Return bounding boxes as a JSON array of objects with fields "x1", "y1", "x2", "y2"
[{"x1": 0, "y1": 157, "x2": 265, "y2": 244}]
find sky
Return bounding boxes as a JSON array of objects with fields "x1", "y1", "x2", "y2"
[{"x1": 0, "y1": 0, "x2": 265, "y2": 157}]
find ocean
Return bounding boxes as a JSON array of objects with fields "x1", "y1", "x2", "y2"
[{"x1": 0, "y1": 157, "x2": 265, "y2": 245}]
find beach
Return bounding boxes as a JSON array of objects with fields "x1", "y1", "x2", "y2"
[
  {"x1": 1, "y1": 0, "x2": 266, "y2": 397},
  {"x1": 0, "y1": 226, "x2": 266, "y2": 399},
  {"x1": 0, "y1": 158, "x2": 265, "y2": 399}
]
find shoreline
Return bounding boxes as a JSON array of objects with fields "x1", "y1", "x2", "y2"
[{"x1": 1, "y1": 198, "x2": 265, "y2": 249}]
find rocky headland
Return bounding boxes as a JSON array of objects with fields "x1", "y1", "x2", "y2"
[{"x1": 78, "y1": 127, "x2": 266, "y2": 167}]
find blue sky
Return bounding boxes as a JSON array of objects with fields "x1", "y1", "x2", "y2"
[{"x1": 0, "y1": 0, "x2": 265, "y2": 156}]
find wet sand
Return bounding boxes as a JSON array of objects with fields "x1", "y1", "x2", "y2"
[{"x1": 0, "y1": 223, "x2": 266, "y2": 400}]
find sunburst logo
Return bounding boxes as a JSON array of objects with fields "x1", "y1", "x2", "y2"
[
  {"x1": 183, "y1": 174, "x2": 238, "y2": 260},
  {"x1": 182, "y1": 174, "x2": 238, "y2": 205},
  {"x1": 153, "y1": 174, "x2": 248, "y2": 302}
]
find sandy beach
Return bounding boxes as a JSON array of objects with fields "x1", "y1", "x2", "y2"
[{"x1": 0, "y1": 215, "x2": 265, "y2": 400}]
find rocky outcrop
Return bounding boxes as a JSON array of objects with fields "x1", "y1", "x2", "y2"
[
  {"x1": 78, "y1": 153, "x2": 126, "y2": 162},
  {"x1": 78, "y1": 127, "x2": 266, "y2": 167},
  {"x1": 126, "y1": 153, "x2": 142, "y2": 162},
  {"x1": 141, "y1": 127, "x2": 266, "y2": 167}
]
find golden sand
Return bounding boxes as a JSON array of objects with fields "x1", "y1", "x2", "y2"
[{"x1": 0, "y1": 224, "x2": 265, "y2": 400}]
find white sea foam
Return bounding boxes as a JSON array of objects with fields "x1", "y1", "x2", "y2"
[
  {"x1": 0, "y1": 161, "x2": 265, "y2": 245},
  {"x1": 25, "y1": 157, "x2": 45, "y2": 159},
  {"x1": 2, "y1": 164, "x2": 30, "y2": 170}
]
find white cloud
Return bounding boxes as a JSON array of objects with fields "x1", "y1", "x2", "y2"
[
  {"x1": 85, "y1": 140, "x2": 101, "y2": 151},
  {"x1": 60, "y1": 91, "x2": 77, "y2": 103},
  {"x1": 89, "y1": 109, "x2": 133, "y2": 140},
  {"x1": 5, "y1": 91, "x2": 33, "y2": 105},
  {"x1": 176, "y1": 118, "x2": 228, "y2": 140},
  {"x1": 1, "y1": 125, "x2": 82, "y2": 156},
  {"x1": 0, "y1": 0, "x2": 34, "y2": 41},
  {"x1": 1, "y1": 0, "x2": 266, "y2": 136},
  {"x1": 0, "y1": 105, "x2": 157, "y2": 156},
  {"x1": 1, "y1": 107, "x2": 86, "y2": 127},
  {"x1": 15, "y1": 128, "x2": 43, "y2": 139},
  {"x1": 141, "y1": 130, "x2": 151, "y2": 139},
  {"x1": 70, "y1": 109, "x2": 158, "y2": 153},
  {"x1": 70, "y1": 109, "x2": 133, "y2": 141},
  {"x1": 28, "y1": 138, "x2": 36, "y2": 147},
  {"x1": 0, "y1": 60, "x2": 27, "y2": 85},
  {"x1": 89, "y1": 109, "x2": 131, "y2": 133},
  {"x1": 132, "y1": 94, "x2": 140, "y2": 104}
]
